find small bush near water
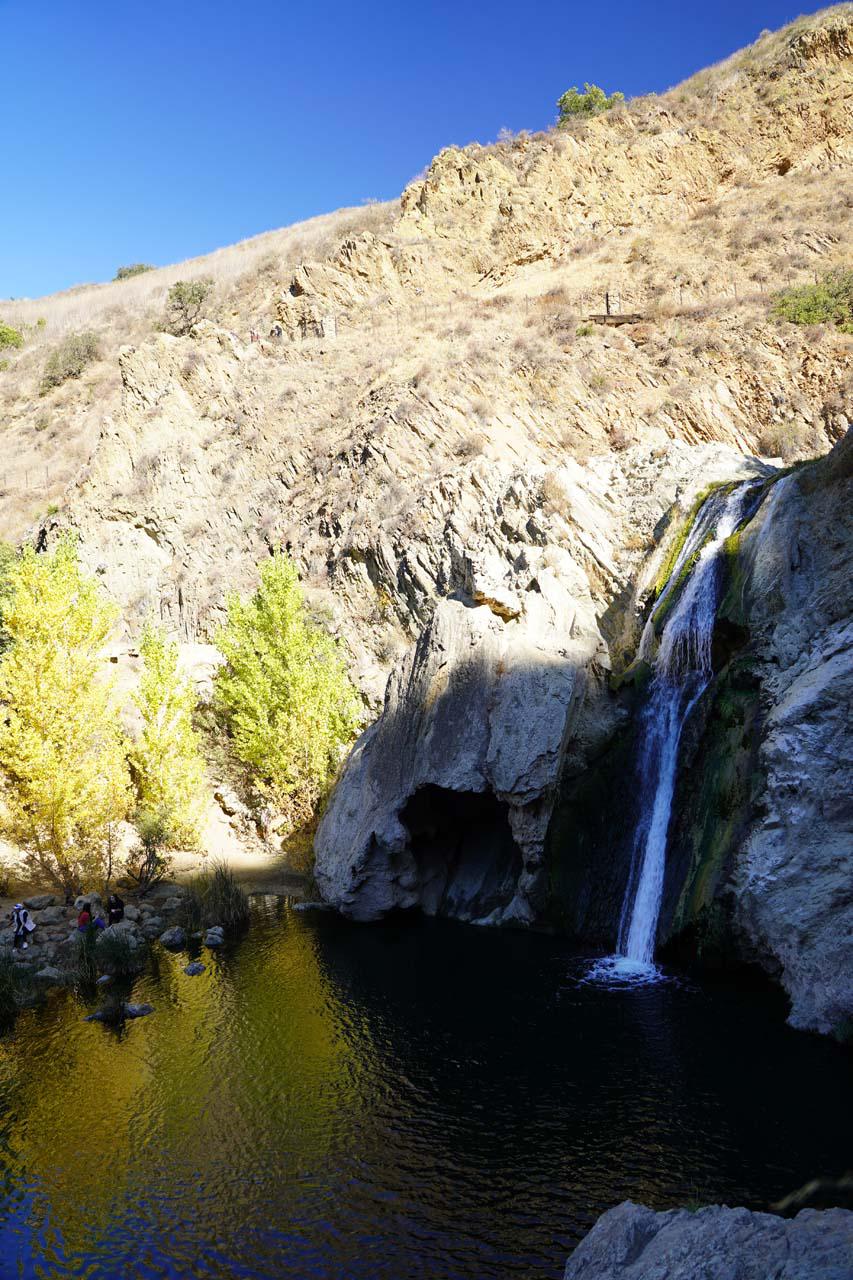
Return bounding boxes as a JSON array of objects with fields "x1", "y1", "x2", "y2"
[
  {"x1": 68, "y1": 929, "x2": 99, "y2": 988},
  {"x1": 41, "y1": 330, "x2": 100, "y2": 391},
  {"x1": 180, "y1": 863, "x2": 250, "y2": 933},
  {"x1": 96, "y1": 928, "x2": 147, "y2": 977}
]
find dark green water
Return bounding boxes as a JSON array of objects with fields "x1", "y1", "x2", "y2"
[{"x1": 0, "y1": 898, "x2": 850, "y2": 1279}]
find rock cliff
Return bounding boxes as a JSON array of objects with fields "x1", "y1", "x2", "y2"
[
  {"x1": 726, "y1": 433, "x2": 853, "y2": 1035},
  {"x1": 314, "y1": 443, "x2": 763, "y2": 921}
]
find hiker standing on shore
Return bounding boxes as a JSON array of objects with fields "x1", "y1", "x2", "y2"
[{"x1": 10, "y1": 903, "x2": 35, "y2": 951}]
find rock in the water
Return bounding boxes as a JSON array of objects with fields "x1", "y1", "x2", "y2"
[
  {"x1": 563, "y1": 1201, "x2": 853, "y2": 1280},
  {"x1": 159, "y1": 926, "x2": 186, "y2": 949},
  {"x1": 204, "y1": 926, "x2": 225, "y2": 947},
  {"x1": 24, "y1": 895, "x2": 55, "y2": 911},
  {"x1": 123, "y1": 1003, "x2": 153, "y2": 1019},
  {"x1": 183, "y1": 961, "x2": 206, "y2": 976},
  {"x1": 96, "y1": 974, "x2": 113, "y2": 986}
]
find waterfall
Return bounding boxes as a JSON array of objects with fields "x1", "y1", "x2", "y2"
[{"x1": 588, "y1": 480, "x2": 761, "y2": 984}]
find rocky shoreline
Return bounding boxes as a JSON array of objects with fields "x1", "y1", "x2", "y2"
[{"x1": 0, "y1": 882, "x2": 233, "y2": 1009}]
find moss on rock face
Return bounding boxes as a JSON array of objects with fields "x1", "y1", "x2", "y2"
[
  {"x1": 660, "y1": 655, "x2": 763, "y2": 952},
  {"x1": 652, "y1": 481, "x2": 732, "y2": 601}
]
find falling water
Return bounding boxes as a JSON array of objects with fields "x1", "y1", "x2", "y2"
[{"x1": 588, "y1": 480, "x2": 762, "y2": 985}]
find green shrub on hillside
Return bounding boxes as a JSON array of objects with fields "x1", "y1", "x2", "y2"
[
  {"x1": 772, "y1": 269, "x2": 853, "y2": 333},
  {"x1": 114, "y1": 263, "x2": 153, "y2": 280},
  {"x1": 165, "y1": 278, "x2": 214, "y2": 335},
  {"x1": 41, "y1": 330, "x2": 100, "y2": 391},
  {"x1": 557, "y1": 83, "x2": 624, "y2": 122},
  {"x1": 0, "y1": 322, "x2": 23, "y2": 350}
]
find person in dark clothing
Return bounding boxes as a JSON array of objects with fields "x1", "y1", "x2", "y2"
[
  {"x1": 107, "y1": 893, "x2": 125, "y2": 925},
  {"x1": 10, "y1": 904, "x2": 35, "y2": 950}
]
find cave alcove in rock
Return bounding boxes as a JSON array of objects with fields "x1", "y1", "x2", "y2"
[{"x1": 400, "y1": 785, "x2": 523, "y2": 921}]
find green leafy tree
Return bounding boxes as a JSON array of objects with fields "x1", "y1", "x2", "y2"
[
  {"x1": 165, "y1": 278, "x2": 214, "y2": 334},
  {"x1": 0, "y1": 543, "x2": 16, "y2": 655},
  {"x1": 214, "y1": 552, "x2": 360, "y2": 831},
  {"x1": 557, "y1": 83, "x2": 624, "y2": 122},
  {"x1": 129, "y1": 623, "x2": 206, "y2": 848},
  {"x1": 114, "y1": 263, "x2": 153, "y2": 281},
  {"x1": 0, "y1": 322, "x2": 23, "y2": 350},
  {"x1": 772, "y1": 269, "x2": 853, "y2": 333},
  {"x1": 0, "y1": 537, "x2": 131, "y2": 892}
]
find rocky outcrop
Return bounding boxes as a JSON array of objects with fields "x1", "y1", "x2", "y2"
[
  {"x1": 563, "y1": 1201, "x2": 853, "y2": 1280},
  {"x1": 314, "y1": 443, "x2": 762, "y2": 922},
  {"x1": 725, "y1": 432, "x2": 853, "y2": 1035}
]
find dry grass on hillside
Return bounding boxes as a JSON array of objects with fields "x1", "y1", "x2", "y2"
[{"x1": 0, "y1": 4, "x2": 851, "y2": 543}]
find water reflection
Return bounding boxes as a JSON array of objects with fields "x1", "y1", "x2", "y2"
[{"x1": 0, "y1": 902, "x2": 850, "y2": 1279}]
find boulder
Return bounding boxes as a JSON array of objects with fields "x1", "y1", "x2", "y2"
[
  {"x1": 184, "y1": 961, "x2": 206, "y2": 976},
  {"x1": 160, "y1": 897, "x2": 183, "y2": 914},
  {"x1": 35, "y1": 966, "x2": 65, "y2": 985},
  {"x1": 123, "y1": 904, "x2": 141, "y2": 922},
  {"x1": 315, "y1": 591, "x2": 606, "y2": 925},
  {"x1": 123, "y1": 1003, "x2": 154, "y2": 1019},
  {"x1": 563, "y1": 1201, "x2": 853, "y2": 1280},
  {"x1": 74, "y1": 894, "x2": 103, "y2": 916},
  {"x1": 159, "y1": 926, "x2": 186, "y2": 949},
  {"x1": 140, "y1": 916, "x2": 165, "y2": 940},
  {"x1": 34, "y1": 905, "x2": 64, "y2": 925},
  {"x1": 24, "y1": 895, "x2": 55, "y2": 911},
  {"x1": 204, "y1": 926, "x2": 225, "y2": 947}
]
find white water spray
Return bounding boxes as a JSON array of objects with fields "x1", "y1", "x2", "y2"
[{"x1": 588, "y1": 481, "x2": 760, "y2": 986}]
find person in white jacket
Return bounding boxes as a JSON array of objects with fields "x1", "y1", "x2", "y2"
[{"x1": 10, "y1": 903, "x2": 36, "y2": 951}]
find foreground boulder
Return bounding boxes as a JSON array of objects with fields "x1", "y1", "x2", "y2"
[{"x1": 563, "y1": 1201, "x2": 853, "y2": 1280}]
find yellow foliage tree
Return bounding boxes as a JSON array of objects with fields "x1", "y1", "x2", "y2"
[
  {"x1": 0, "y1": 537, "x2": 131, "y2": 892},
  {"x1": 214, "y1": 552, "x2": 360, "y2": 832},
  {"x1": 129, "y1": 624, "x2": 206, "y2": 848}
]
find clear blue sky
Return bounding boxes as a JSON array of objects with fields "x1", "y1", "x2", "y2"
[{"x1": 1, "y1": 0, "x2": 823, "y2": 299}]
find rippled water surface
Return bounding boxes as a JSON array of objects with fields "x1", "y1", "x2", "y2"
[{"x1": 0, "y1": 900, "x2": 850, "y2": 1279}]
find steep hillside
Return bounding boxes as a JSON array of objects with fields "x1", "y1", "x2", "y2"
[{"x1": 0, "y1": 8, "x2": 845, "y2": 697}]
